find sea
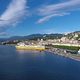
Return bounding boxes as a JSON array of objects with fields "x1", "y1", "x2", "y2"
[{"x1": 0, "y1": 45, "x2": 80, "y2": 80}]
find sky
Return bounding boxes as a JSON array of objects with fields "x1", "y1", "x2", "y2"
[{"x1": 0, "y1": 0, "x2": 80, "y2": 37}]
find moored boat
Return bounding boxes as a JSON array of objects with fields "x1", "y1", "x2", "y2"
[{"x1": 78, "y1": 49, "x2": 80, "y2": 54}]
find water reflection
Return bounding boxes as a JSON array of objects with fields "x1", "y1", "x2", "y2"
[
  {"x1": 16, "y1": 50, "x2": 46, "y2": 60},
  {"x1": 16, "y1": 50, "x2": 41, "y2": 54},
  {"x1": 1, "y1": 46, "x2": 80, "y2": 80}
]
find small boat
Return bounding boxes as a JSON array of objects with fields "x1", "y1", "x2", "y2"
[{"x1": 78, "y1": 49, "x2": 80, "y2": 54}]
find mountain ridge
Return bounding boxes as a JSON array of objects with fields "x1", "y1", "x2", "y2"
[{"x1": 0, "y1": 31, "x2": 80, "y2": 41}]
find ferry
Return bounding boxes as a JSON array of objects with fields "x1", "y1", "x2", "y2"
[{"x1": 15, "y1": 42, "x2": 45, "y2": 51}]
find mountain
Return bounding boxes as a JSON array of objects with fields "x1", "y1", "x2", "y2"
[
  {"x1": 0, "y1": 34, "x2": 64, "y2": 41},
  {"x1": 65, "y1": 31, "x2": 80, "y2": 40},
  {"x1": 0, "y1": 31, "x2": 80, "y2": 42}
]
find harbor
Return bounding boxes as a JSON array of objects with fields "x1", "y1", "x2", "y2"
[{"x1": 14, "y1": 40, "x2": 80, "y2": 62}]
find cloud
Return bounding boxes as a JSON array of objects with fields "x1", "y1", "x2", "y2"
[
  {"x1": 37, "y1": 0, "x2": 80, "y2": 23},
  {"x1": 37, "y1": 13, "x2": 70, "y2": 23},
  {"x1": 0, "y1": 32, "x2": 8, "y2": 36},
  {"x1": 0, "y1": 0, "x2": 28, "y2": 28}
]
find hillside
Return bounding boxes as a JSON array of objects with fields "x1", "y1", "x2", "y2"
[
  {"x1": 0, "y1": 31, "x2": 80, "y2": 42},
  {"x1": 0, "y1": 34, "x2": 64, "y2": 41},
  {"x1": 65, "y1": 31, "x2": 80, "y2": 40}
]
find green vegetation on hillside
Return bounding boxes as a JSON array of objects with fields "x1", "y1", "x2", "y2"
[{"x1": 52, "y1": 45, "x2": 80, "y2": 50}]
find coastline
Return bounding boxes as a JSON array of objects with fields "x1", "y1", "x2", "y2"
[
  {"x1": 46, "y1": 48, "x2": 80, "y2": 62},
  {"x1": 0, "y1": 45, "x2": 80, "y2": 61}
]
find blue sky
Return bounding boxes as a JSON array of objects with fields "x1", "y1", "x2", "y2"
[{"x1": 0, "y1": 0, "x2": 80, "y2": 37}]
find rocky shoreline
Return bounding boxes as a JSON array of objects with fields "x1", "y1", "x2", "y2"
[{"x1": 46, "y1": 48, "x2": 80, "y2": 62}]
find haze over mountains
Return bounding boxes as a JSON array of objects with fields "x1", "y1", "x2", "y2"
[{"x1": 0, "y1": 31, "x2": 80, "y2": 42}]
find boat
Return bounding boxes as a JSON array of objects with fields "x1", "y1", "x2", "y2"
[
  {"x1": 78, "y1": 49, "x2": 80, "y2": 54},
  {"x1": 15, "y1": 42, "x2": 45, "y2": 51}
]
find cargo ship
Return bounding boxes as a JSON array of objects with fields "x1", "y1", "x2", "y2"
[{"x1": 15, "y1": 42, "x2": 45, "y2": 51}]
